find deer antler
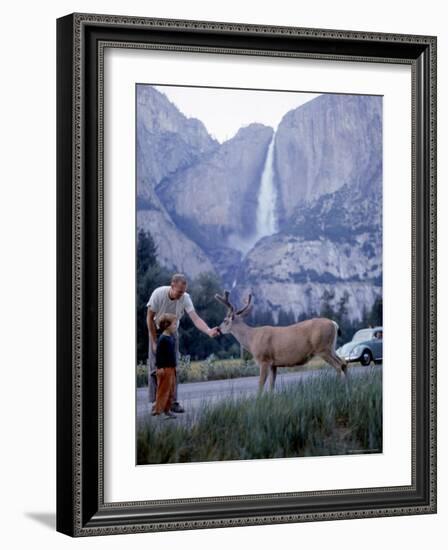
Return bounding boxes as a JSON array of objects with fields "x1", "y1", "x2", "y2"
[
  {"x1": 236, "y1": 294, "x2": 253, "y2": 316},
  {"x1": 215, "y1": 290, "x2": 234, "y2": 312}
]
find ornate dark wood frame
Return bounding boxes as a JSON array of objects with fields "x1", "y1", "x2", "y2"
[{"x1": 56, "y1": 13, "x2": 437, "y2": 537}]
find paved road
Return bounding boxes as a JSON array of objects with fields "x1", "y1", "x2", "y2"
[{"x1": 137, "y1": 365, "x2": 373, "y2": 425}]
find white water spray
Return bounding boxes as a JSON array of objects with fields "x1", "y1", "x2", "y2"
[
  {"x1": 227, "y1": 132, "x2": 278, "y2": 256},
  {"x1": 255, "y1": 134, "x2": 278, "y2": 238}
]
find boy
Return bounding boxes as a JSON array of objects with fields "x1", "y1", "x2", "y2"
[
  {"x1": 152, "y1": 313, "x2": 178, "y2": 419},
  {"x1": 146, "y1": 273, "x2": 220, "y2": 412}
]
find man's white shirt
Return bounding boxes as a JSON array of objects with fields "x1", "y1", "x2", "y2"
[{"x1": 147, "y1": 286, "x2": 195, "y2": 329}]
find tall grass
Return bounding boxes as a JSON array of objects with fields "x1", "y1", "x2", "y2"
[{"x1": 137, "y1": 368, "x2": 382, "y2": 464}]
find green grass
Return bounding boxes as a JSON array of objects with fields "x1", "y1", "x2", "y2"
[
  {"x1": 136, "y1": 356, "x2": 327, "y2": 386},
  {"x1": 137, "y1": 368, "x2": 382, "y2": 464}
]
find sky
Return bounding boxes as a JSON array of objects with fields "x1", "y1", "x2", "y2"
[{"x1": 154, "y1": 85, "x2": 321, "y2": 143}]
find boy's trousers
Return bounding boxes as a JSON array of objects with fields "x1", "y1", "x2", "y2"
[
  {"x1": 154, "y1": 367, "x2": 176, "y2": 414},
  {"x1": 148, "y1": 333, "x2": 180, "y2": 403}
]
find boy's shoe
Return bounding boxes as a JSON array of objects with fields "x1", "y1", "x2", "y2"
[
  {"x1": 151, "y1": 411, "x2": 160, "y2": 416},
  {"x1": 164, "y1": 411, "x2": 177, "y2": 419},
  {"x1": 170, "y1": 403, "x2": 185, "y2": 413}
]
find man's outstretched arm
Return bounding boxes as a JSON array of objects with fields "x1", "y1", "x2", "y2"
[{"x1": 188, "y1": 310, "x2": 220, "y2": 337}]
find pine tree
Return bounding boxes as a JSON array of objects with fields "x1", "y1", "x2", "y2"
[
  {"x1": 320, "y1": 289, "x2": 335, "y2": 319},
  {"x1": 179, "y1": 272, "x2": 226, "y2": 360},
  {"x1": 337, "y1": 290, "x2": 350, "y2": 324},
  {"x1": 277, "y1": 308, "x2": 296, "y2": 326},
  {"x1": 135, "y1": 229, "x2": 171, "y2": 362},
  {"x1": 136, "y1": 228, "x2": 157, "y2": 277},
  {"x1": 369, "y1": 297, "x2": 383, "y2": 327}
]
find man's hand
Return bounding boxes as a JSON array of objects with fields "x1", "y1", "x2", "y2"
[
  {"x1": 188, "y1": 311, "x2": 220, "y2": 338},
  {"x1": 207, "y1": 327, "x2": 220, "y2": 338}
]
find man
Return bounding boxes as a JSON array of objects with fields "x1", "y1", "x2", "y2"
[{"x1": 146, "y1": 273, "x2": 220, "y2": 413}]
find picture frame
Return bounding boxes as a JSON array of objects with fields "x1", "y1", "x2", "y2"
[{"x1": 56, "y1": 12, "x2": 437, "y2": 537}]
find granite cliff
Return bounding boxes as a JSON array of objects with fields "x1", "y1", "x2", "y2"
[
  {"x1": 136, "y1": 86, "x2": 218, "y2": 277},
  {"x1": 137, "y1": 86, "x2": 382, "y2": 321}
]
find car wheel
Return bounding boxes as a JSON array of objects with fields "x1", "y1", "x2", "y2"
[{"x1": 360, "y1": 350, "x2": 372, "y2": 366}]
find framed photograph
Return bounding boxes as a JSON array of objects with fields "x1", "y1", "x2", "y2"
[{"x1": 56, "y1": 13, "x2": 437, "y2": 536}]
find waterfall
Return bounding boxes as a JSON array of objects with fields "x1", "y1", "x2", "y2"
[
  {"x1": 255, "y1": 134, "x2": 278, "y2": 239},
  {"x1": 227, "y1": 132, "x2": 278, "y2": 256}
]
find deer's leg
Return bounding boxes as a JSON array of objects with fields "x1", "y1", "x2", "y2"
[
  {"x1": 258, "y1": 362, "x2": 270, "y2": 394},
  {"x1": 269, "y1": 365, "x2": 278, "y2": 391},
  {"x1": 335, "y1": 353, "x2": 348, "y2": 376},
  {"x1": 331, "y1": 351, "x2": 348, "y2": 376},
  {"x1": 319, "y1": 352, "x2": 346, "y2": 379}
]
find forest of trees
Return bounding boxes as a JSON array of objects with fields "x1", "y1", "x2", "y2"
[{"x1": 136, "y1": 229, "x2": 383, "y2": 362}]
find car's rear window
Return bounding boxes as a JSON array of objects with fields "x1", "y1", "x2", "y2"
[{"x1": 353, "y1": 329, "x2": 372, "y2": 342}]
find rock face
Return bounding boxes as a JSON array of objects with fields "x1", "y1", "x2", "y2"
[
  {"x1": 137, "y1": 85, "x2": 218, "y2": 277},
  {"x1": 229, "y1": 93, "x2": 383, "y2": 321},
  {"x1": 274, "y1": 93, "x2": 382, "y2": 224},
  {"x1": 157, "y1": 124, "x2": 274, "y2": 250},
  {"x1": 233, "y1": 233, "x2": 381, "y2": 321},
  {"x1": 137, "y1": 198, "x2": 215, "y2": 279},
  {"x1": 137, "y1": 85, "x2": 218, "y2": 199},
  {"x1": 136, "y1": 86, "x2": 383, "y2": 321},
  {"x1": 156, "y1": 122, "x2": 273, "y2": 284}
]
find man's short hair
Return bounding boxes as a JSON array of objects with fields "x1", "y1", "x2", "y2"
[
  {"x1": 158, "y1": 313, "x2": 177, "y2": 332},
  {"x1": 171, "y1": 273, "x2": 187, "y2": 285}
]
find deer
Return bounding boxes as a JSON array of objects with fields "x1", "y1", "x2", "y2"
[{"x1": 215, "y1": 291, "x2": 348, "y2": 393}]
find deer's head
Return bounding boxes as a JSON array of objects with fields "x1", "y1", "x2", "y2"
[{"x1": 215, "y1": 291, "x2": 253, "y2": 334}]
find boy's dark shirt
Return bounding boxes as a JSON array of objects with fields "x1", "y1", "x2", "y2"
[{"x1": 156, "y1": 333, "x2": 177, "y2": 369}]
